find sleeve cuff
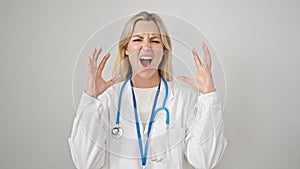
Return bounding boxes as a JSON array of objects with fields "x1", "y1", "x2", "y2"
[
  {"x1": 197, "y1": 90, "x2": 219, "y2": 106},
  {"x1": 82, "y1": 91, "x2": 99, "y2": 103},
  {"x1": 190, "y1": 91, "x2": 223, "y2": 142},
  {"x1": 76, "y1": 91, "x2": 100, "y2": 116}
]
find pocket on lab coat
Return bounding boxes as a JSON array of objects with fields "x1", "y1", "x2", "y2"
[{"x1": 150, "y1": 127, "x2": 185, "y2": 169}]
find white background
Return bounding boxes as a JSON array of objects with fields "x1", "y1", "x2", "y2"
[{"x1": 1, "y1": 0, "x2": 299, "y2": 169}]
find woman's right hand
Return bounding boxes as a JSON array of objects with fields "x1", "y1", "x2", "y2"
[{"x1": 85, "y1": 47, "x2": 118, "y2": 98}]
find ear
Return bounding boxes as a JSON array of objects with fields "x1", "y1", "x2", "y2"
[{"x1": 123, "y1": 44, "x2": 128, "y2": 56}]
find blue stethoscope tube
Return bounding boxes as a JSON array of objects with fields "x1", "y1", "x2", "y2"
[{"x1": 113, "y1": 75, "x2": 170, "y2": 168}]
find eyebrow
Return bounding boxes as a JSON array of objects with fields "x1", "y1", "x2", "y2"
[{"x1": 132, "y1": 34, "x2": 161, "y2": 39}]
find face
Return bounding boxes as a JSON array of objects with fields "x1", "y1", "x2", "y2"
[{"x1": 126, "y1": 20, "x2": 164, "y2": 80}]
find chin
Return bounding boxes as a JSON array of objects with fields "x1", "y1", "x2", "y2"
[{"x1": 133, "y1": 68, "x2": 158, "y2": 80}]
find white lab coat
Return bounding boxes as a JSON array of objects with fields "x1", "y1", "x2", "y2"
[{"x1": 68, "y1": 79, "x2": 227, "y2": 169}]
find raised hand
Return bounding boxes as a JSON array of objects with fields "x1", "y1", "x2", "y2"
[
  {"x1": 85, "y1": 47, "x2": 118, "y2": 98},
  {"x1": 177, "y1": 43, "x2": 215, "y2": 94}
]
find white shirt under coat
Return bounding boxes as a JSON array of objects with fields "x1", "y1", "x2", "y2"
[{"x1": 68, "y1": 79, "x2": 228, "y2": 169}]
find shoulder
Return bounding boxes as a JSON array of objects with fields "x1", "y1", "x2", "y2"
[
  {"x1": 96, "y1": 80, "x2": 125, "y2": 103},
  {"x1": 169, "y1": 78, "x2": 198, "y2": 95},
  {"x1": 167, "y1": 78, "x2": 199, "y2": 102}
]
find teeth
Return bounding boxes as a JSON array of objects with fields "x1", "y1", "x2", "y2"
[
  {"x1": 140, "y1": 56, "x2": 152, "y2": 67},
  {"x1": 140, "y1": 56, "x2": 152, "y2": 60}
]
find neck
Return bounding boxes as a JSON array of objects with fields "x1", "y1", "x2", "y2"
[{"x1": 131, "y1": 71, "x2": 160, "y2": 88}]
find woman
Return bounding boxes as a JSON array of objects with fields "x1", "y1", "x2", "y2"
[{"x1": 68, "y1": 11, "x2": 227, "y2": 169}]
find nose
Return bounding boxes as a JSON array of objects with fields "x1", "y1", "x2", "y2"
[{"x1": 141, "y1": 40, "x2": 151, "y2": 51}]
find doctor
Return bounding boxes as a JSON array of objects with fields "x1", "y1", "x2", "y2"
[{"x1": 68, "y1": 11, "x2": 227, "y2": 169}]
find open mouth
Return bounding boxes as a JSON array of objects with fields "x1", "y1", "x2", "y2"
[{"x1": 140, "y1": 56, "x2": 153, "y2": 67}]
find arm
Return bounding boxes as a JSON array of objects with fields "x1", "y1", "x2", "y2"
[
  {"x1": 178, "y1": 43, "x2": 227, "y2": 168},
  {"x1": 68, "y1": 47, "x2": 116, "y2": 168},
  {"x1": 68, "y1": 91, "x2": 107, "y2": 169},
  {"x1": 184, "y1": 91, "x2": 227, "y2": 169}
]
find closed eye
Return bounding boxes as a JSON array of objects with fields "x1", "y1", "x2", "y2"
[{"x1": 151, "y1": 40, "x2": 160, "y2": 43}]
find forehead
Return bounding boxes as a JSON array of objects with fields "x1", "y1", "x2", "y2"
[{"x1": 132, "y1": 20, "x2": 161, "y2": 36}]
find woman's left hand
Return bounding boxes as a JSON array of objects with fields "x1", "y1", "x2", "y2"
[{"x1": 177, "y1": 43, "x2": 216, "y2": 94}]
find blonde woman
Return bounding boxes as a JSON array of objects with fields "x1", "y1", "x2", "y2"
[{"x1": 68, "y1": 11, "x2": 227, "y2": 169}]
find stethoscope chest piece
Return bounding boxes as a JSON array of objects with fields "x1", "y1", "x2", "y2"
[{"x1": 111, "y1": 125, "x2": 123, "y2": 139}]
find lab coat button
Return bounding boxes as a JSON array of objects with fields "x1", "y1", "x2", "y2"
[
  {"x1": 152, "y1": 157, "x2": 163, "y2": 162},
  {"x1": 156, "y1": 157, "x2": 163, "y2": 162}
]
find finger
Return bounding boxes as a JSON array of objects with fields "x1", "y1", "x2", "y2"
[
  {"x1": 202, "y1": 43, "x2": 212, "y2": 70},
  {"x1": 177, "y1": 76, "x2": 194, "y2": 86},
  {"x1": 94, "y1": 47, "x2": 102, "y2": 61},
  {"x1": 192, "y1": 48, "x2": 202, "y2": 68},
  {"x1": 105, "y1": 75, "x2": 119, "y2": 88},
  {"x1": 91, "y1": 48, "x2": 97, "y2": 60},
  {"x1": 96, "y1": 53, "x2": 110, "y2": 77},
  {"x1": 88, "y1": 56, "x2": 93, "y2": 66},
  {"x1": 111, "y1": 75, "x2": 119, "y2": 83}
]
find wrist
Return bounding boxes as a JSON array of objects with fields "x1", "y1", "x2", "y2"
[
  {"x1": 199, "y1": 80, "x2": 215, "y2": 94},
  {"x1": 84, "y1": 88, "x2": 96, "y2": 98},
  {"x1": 200, "y1": 87, "x2": 216, "y2": 94}
]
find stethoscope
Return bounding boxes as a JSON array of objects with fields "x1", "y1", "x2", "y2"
[{"x1": 112, "y1": 75, "x2": 170, "y2": 168}]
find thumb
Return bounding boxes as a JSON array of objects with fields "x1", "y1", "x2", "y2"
[
  {"x1": 106, "y1": 75, "x2": 119, "y2": 88},
  {"x1": 177, "y1": 76, "x2": 194, "y2": 86},
  {"x1": 111, "y1": 75, "x2": 119, "y2": 85}
]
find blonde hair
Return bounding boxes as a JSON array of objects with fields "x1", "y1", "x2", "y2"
[{"x1": 112, "y1": 11, "x2": 173, "y2": 81}]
